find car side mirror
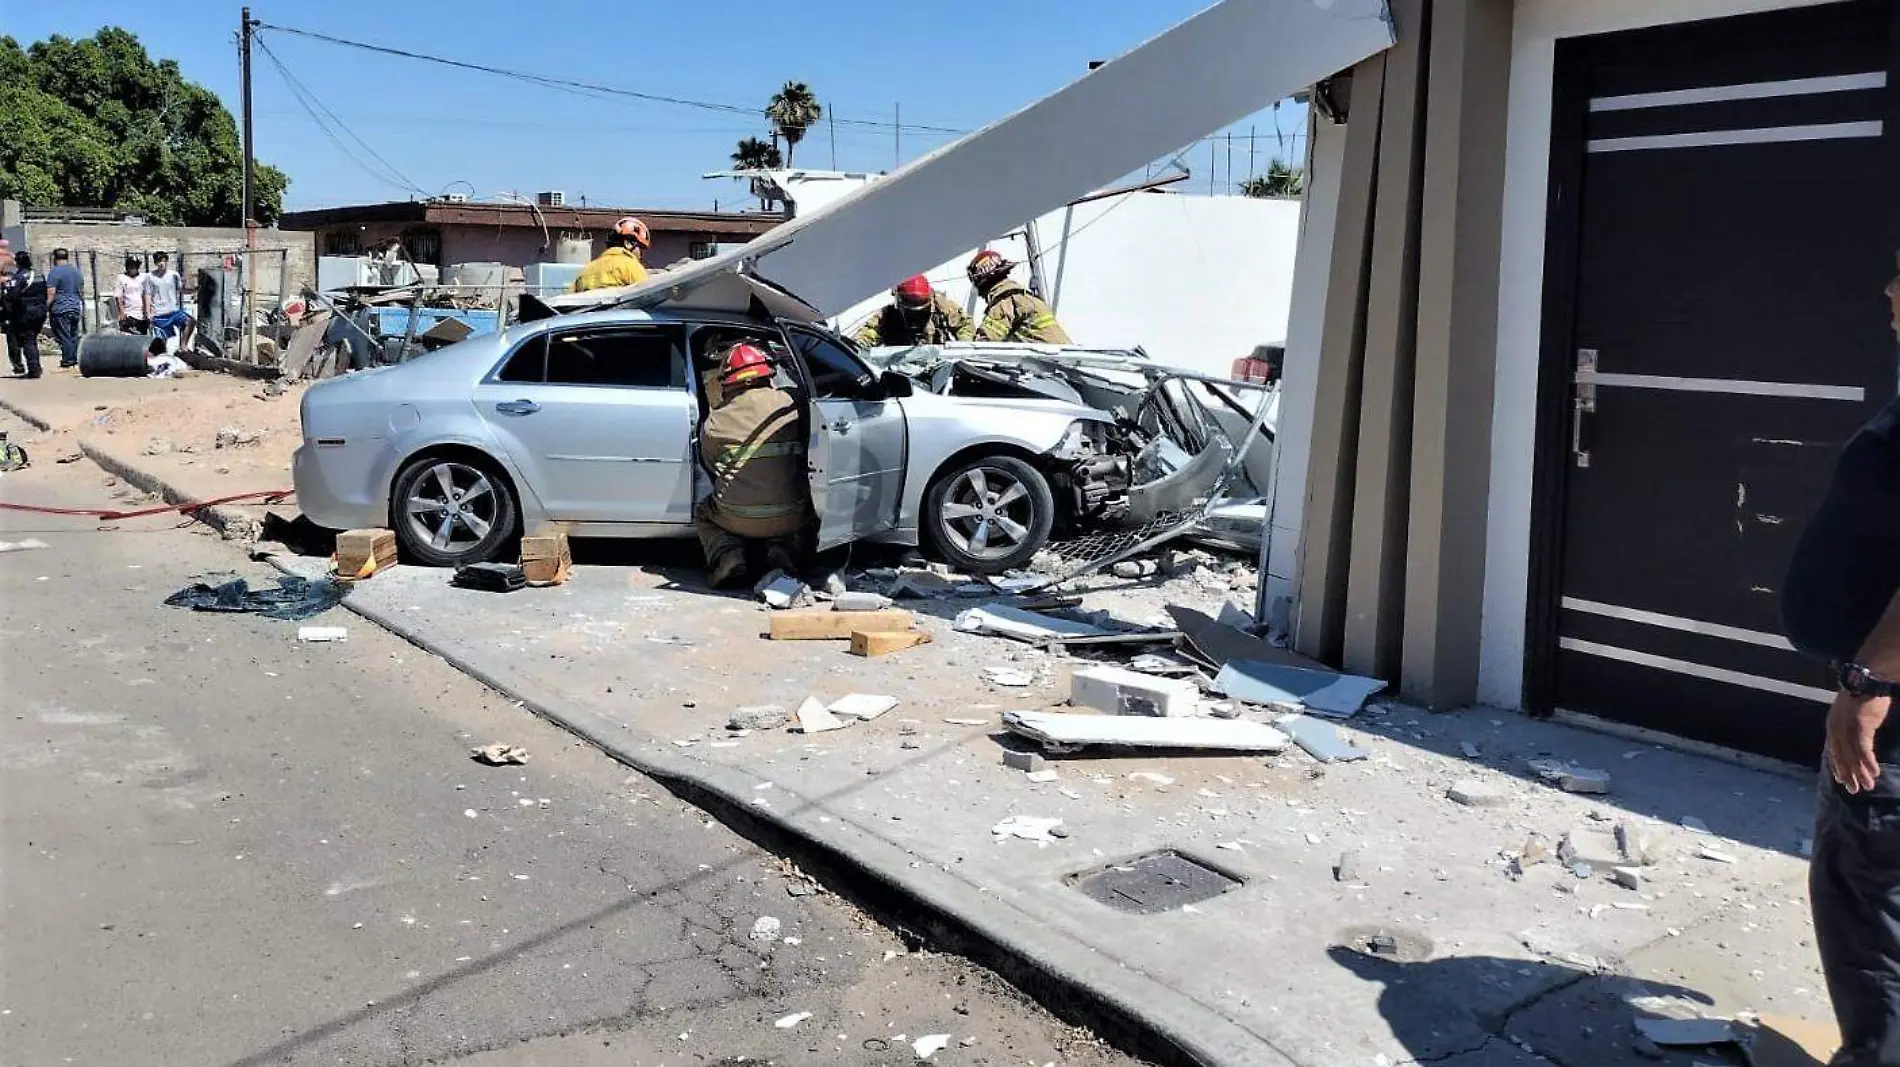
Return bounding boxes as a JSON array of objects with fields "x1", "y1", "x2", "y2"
[{"x1": 876, "y1": 370, "x2": 914, "y2": 399}]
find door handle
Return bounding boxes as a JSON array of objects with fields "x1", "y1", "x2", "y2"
[
  {"x1": 495, "y1": 399, "x2": 539, "y2": 416},
  {"x1": 828, "y1": 419, "x2": 852, "y2": 435},
  {"x1": 1571, "y1": 348, "x2": 1596, "y2": 469}
]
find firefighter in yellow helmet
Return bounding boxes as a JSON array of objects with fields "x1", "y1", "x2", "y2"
[
  {"x1": 695, "y1": 341, "x2": 811, "y2": 588},
  {"x1": 967, "y1": 250, "x2": 1071, "y2": 344},
  {"x1": 853, "y1": 274, "x2": 973, "y2": 347},
  {"x1": 572, "y1": 216, "x2": 651, "y2": 292}
]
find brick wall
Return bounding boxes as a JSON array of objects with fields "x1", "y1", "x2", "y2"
[{"x1": 16, "y1": 223, "x2": 316, "y2": 330}]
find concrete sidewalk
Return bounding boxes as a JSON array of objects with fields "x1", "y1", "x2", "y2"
[{"x1": 263, "y1": 548, "x2": 1836, "y2": 1067}]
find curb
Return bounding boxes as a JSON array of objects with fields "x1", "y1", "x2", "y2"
[
  {"x1": 0, "y1": 396, "x2": 52, "y2": 432},
  {"x1": 0, "y1": 390, "x2": 262, "y2": 540},
  {"x1": 263, "y1": 552, "x2": 1297, "y2": 1067}
]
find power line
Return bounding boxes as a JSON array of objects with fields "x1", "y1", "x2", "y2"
[
  {"x1": 255, "y1": 36, "x2": 426, "y2": 195},
  {"x1": 255, "y1": 23, "x2": 969, "y2": 136}
]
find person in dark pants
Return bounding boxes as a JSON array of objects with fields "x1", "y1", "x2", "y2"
[
  {"x1": 4, "y1": 251, "x2": 47, "y2": 379},
  {"x1": 45, "y1": 248, "x2": 84, "y2": 369},
  {"x1": 1783, "y1": 251, "x2": 1900, "y2": 1066}
]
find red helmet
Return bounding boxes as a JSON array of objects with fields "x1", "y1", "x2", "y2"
[
  {"x1": 893, "y1": 274, "x2": 933, "y2": 309},
  {"x1": 719, "y1": 342, "x2": 774, "y2": 389},
  {"x1": 966, "y1": 249, "x2": 1013, "y2": 287},
  {"x1": 612, "y1": 216, "x2": 651, "y2": 249}
]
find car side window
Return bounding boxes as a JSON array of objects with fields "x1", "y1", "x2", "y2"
[
  {"x1": 544, "y1": 327, "x2": 683, "y2": 388},
  {"x1": 787, "y1": 328, "x2": 870, "y2": 399},
  {"x1": 496, "y1": 337, "x2": 546, "y2": 383}
]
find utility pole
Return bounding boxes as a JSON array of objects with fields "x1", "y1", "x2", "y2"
[
  {"x1": 829, "y1": 110, "x2": 837, "y2": 170},
  {"x1": 1248, "y1": 125, "x2": 1257, "y2": 183},
  {"x1": 894, "y1": 103, "x2": 902, "y2": 170},
  {"x1": 239, "y1": 8, "x2": 259, "y2": 363}
]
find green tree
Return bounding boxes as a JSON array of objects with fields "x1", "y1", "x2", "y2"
[
  {"x1": 0, "y1": 29, "x2": 288, "y2": 225},
  {"x1": 730, "y1": 136, "x2": 783, "y2": 211},
  {"x1": 1239, "y1": 160, "x2": 1304, "y2": 200},
  {"x1": 765, "y1": 82, "x2": 823, "y2": 168}
]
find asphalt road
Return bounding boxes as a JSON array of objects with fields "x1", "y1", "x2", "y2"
[{"x1": 0, "y1": 411, "x2": 1138, "y2": 1067}]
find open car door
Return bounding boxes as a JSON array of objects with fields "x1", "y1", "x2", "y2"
[{"x1": 780, "y1": 323, "x2": 909, "y2": 551}]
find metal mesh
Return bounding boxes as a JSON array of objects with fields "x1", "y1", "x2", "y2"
[{"x1": 1042, "y1": 512, "x2": 1191, "y2": 563}]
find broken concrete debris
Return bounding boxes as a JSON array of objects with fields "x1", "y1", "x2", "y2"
[
  {"x1": 1211, "y1": 660, "x2": 1386, "y2": 718},
  {"x1": 1447, "y1": 780, "x2": 1509, "y2": 808},
  {"x1": 729, "y1": 705, "x2": 790, "y2": 731},
  {"x1": 1003, "y1": 749, "x2": 1048, "y2": 773},
  {"x1": 1026, "y1": 769, "x2": 1061, "y2": 783},
  {"x1": 748, "y1": 916, "x2": 782, "y2": 942},
  {"x1": 1280, "y1": 715, "x2": 1368, "y2": 764},
  {"x1": 1334, "y1": 850, "x2": 1363, "y2": 883},
  {"x1": 1695, "y1": 845, "x2": 1739, "y2": 865},
  {"x1": 0, "y1": 538, "x2": 49, "y2": 553},
  {"x1": 1528, "y1": 758, "x2": 1612, "y2": 794},
  {"x1": 830, "y1": 591, "x2": 893, "y2": 612},
  {"x1": 469, "y1": 743, "x2": 529, "y2": 766},
  {"x1": 1615, "y1": 822, "x2": 1664, "y2": 867},
  {"x1": 912, "y1": 1034, "x2": 952, "y2": 1059},
  {"x1": 827, "y1": 693, "x2": 899, "y2": 721},
  {"x1": 991, "y1": 815, "x2": 1064, "y2": 844},
  {"x1": 1069, "y1": 665, "x2": 1201, "y2": 718},
  {"x1": 773, "y1": 1010, "x2": 812, "y2": 1029},
  {"x1": 1003, "y1": 710, "x2": 1287, "y2": 753},
  {"x1": 1611, "y1": 866, "x2": 1645, "y2": 891},
  {"x1": 794, "y1": 697, "x2": 848, "y2": 734},
  {"x1": 755, "y1": 570, "x2": 813, "y2": 609},
  {"x1": 297, "y1": 625, "x2": 348, "y2": 643},
  {"x1": 984, "y1": 667, "x2": 1035, "y2": 688},
  {"x1": 955, "y1": 603, "x2": 1106, "y2": 643}
]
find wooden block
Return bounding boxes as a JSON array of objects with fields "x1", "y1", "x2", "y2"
[
  {"x1": 768, "y1": 609, "x2": 914, "y2": 641},
  {"x1": 850, "y1": 629, "x2": 932, "y2": 657},
  {"x1": 519, "y1": 529, "x2": 571, "y2": 586},
  {"x1": 335, "y1": 528, "x2": 397, "y2": 580}
]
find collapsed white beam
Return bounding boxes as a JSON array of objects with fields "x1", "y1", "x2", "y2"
[{"x1": 555, "y1": 0, "x2": 1393, "y2": 317}]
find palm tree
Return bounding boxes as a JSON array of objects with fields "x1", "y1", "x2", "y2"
[
  {"x1": 765, "y1": 82, "x2": 823, "y2": 168},
  {"x1": 730, "y1": 137, "x2": 784, "y2": 211},
  {"x1": 1239, "y1": 160, "x2": 1304, "y2": 199}
]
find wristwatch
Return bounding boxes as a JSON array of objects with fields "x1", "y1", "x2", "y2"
[{"x1": 1839, "y1": 662, "x2": 1899, "y2": 698}]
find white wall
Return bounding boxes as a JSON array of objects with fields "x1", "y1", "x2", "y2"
[{"x1": 1474, "y1": 0, "x2": 1839, "y2": 709}]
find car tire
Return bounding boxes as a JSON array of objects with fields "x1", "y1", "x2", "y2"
[
  {"x1": 923, "y1": 454, "x2": 1055, "y2": 575},
  {"x1": 390, "y1": 453, "x2": 519, "y2": 568}
]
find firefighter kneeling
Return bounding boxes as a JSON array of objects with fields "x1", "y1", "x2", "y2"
[{"x1": 696, "y1": 341, "x2": 811, "y2": 588}]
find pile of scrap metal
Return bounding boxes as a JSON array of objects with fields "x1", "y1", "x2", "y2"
[
  {"x1": 281, "y1": 284, "x2": 503, "y2": 381},
  {"x1": 862, "y1": 342, "x2": 1277, "y2": 568}
]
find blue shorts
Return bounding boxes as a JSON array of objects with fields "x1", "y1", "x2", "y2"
[{"x1": 151, "y1": 310, "x2": 193, "y2": 337}]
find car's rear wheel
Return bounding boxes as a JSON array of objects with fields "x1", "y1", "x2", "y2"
[
  {"x1": 923, "y1": 455, "x2": 1054, "y2": 575},
  {"x1": 391, "y1": 453, "x2": 518, "y2": 567}
]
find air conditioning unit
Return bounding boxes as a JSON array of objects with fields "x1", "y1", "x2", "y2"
[{"x1": 536, "y1": 190, "x2": 565, "y2": 207}]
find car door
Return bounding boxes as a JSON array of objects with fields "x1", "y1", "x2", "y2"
[
  {"x1": 472, "y1": 323, "x2": 696, "y2": 524},
  {"x1": 781, "y1": 324, "x2": 908, "y2": 550}
]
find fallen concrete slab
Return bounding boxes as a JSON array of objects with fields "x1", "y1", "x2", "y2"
[
  {"x1": 1212, "y1": 660, "x2": 1386, "y2": 718},
  {"x1": 1003, "y1": 710, "x2": 1288, "y2": 752}
]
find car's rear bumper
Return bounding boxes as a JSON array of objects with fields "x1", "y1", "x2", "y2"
[{"x1": 293, "y1": 440, "x2": 388, "y2": 531}]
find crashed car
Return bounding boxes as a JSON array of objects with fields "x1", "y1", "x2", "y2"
[{"x1": 293, "y1": 273, "x2": 1144, "y2": 573}]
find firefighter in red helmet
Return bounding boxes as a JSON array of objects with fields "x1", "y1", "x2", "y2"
[
  {"x1": 852, "y1": 274, "x2": 973, "y2": 348},
  {"x1": 572, "y1": 216, "x2": 651, "y2": 292},
  {"x1": 695, "y1": 341, "x2": 811, "y2": 588}
]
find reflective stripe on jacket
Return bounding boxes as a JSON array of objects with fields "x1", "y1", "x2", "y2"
[
  {"x1": 699, "y1": 382, "x2": 809, "y2": 537},
  {"x1": 975, "y1": 280, "x2": 1071, "y2": 344},
  {"x1": 571, "y1": 247, "x2": 649, "y2": 292}
]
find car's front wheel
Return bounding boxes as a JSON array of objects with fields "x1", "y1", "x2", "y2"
[
  {"x1": 923, "y1": 454, "x2": 1055, "y2": 575},
  {"x1": 391, "y1": 453, "x2": 519, "y2": 567}
]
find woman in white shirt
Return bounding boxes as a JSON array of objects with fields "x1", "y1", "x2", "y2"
[{"x1": 113, "y1": 256, "x2": 148, "y2": 333}]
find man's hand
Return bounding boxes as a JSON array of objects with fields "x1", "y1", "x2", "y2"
[{"x1": 1828, "y1": 690, "x2": 1891, "y2": 793}]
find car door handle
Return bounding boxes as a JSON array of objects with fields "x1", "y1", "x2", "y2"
[
  {"x1": 495, "y1": 399, "x2": 539, "y2": 416},
  {"x1": 828, "y1": 419, "x2": 852, "y2": 435}
]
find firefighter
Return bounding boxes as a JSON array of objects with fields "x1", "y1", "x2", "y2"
[
  {"x1": 853, "y1": 274, "x2": 973, "y2": 347},
  {"x1": 572, "y1": 216, "x2": 651, "y2": 292},
  {"x1": 967, "y1": 249, "x2": 1071, "y2": 344},
  {"x1": 695, "y1": 341, "x2": 811, "y2": 588}
]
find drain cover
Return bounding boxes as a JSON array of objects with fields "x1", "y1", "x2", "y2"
[{"x1": 1068, "y1": 850, "x2": 1242, "y2": 914}]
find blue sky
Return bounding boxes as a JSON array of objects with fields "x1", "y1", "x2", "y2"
[{"x1": 0, "y1": 2, "x2": 1309, "y2": 213}]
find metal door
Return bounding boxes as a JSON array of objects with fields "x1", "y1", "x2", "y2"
[
  {"x1": 1536, "y1": 1, "x2": 1896, "y2": 761},
  {"x1": 782, "y1": 325, "x2": 908, "y2": 550},
  {"x1": 474, "y1": 324, "x2": 696, "y2": 524}
]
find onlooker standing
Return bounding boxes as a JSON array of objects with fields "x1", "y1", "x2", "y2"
[
  {"x1": 1783, "y1": 251, "x2": 1900, "y2": 1065},
  {"x1": 143, "y1": 251, "x2": 193, "y2": 348},
  {"x1": 4, "y1": 251, "x2": 48, "y2": 379},
  {"x1": 45, "y1": 248, "x2": 84, "y2": 370},
  {"x1": 0, "y1": 240, "x2": 12, "y2": 371},
  {"x1": 113, "y1": 255, "x2": 148, "y2": 333}
]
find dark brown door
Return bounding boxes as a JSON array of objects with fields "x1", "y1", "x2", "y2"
[{"x1": 1537, "y1": 1, "x2": 1897, "y2": 761}]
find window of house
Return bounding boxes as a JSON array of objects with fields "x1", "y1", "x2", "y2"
[
  {"x1": 544, "y1": 327, "x2": 683, "y2": 388},
  {"x1": 323, "y1": 231, "x2": 361, "y2": 256},
  {"x1": 786, "y1": 328, "x2": 871, "y2": 399}
]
